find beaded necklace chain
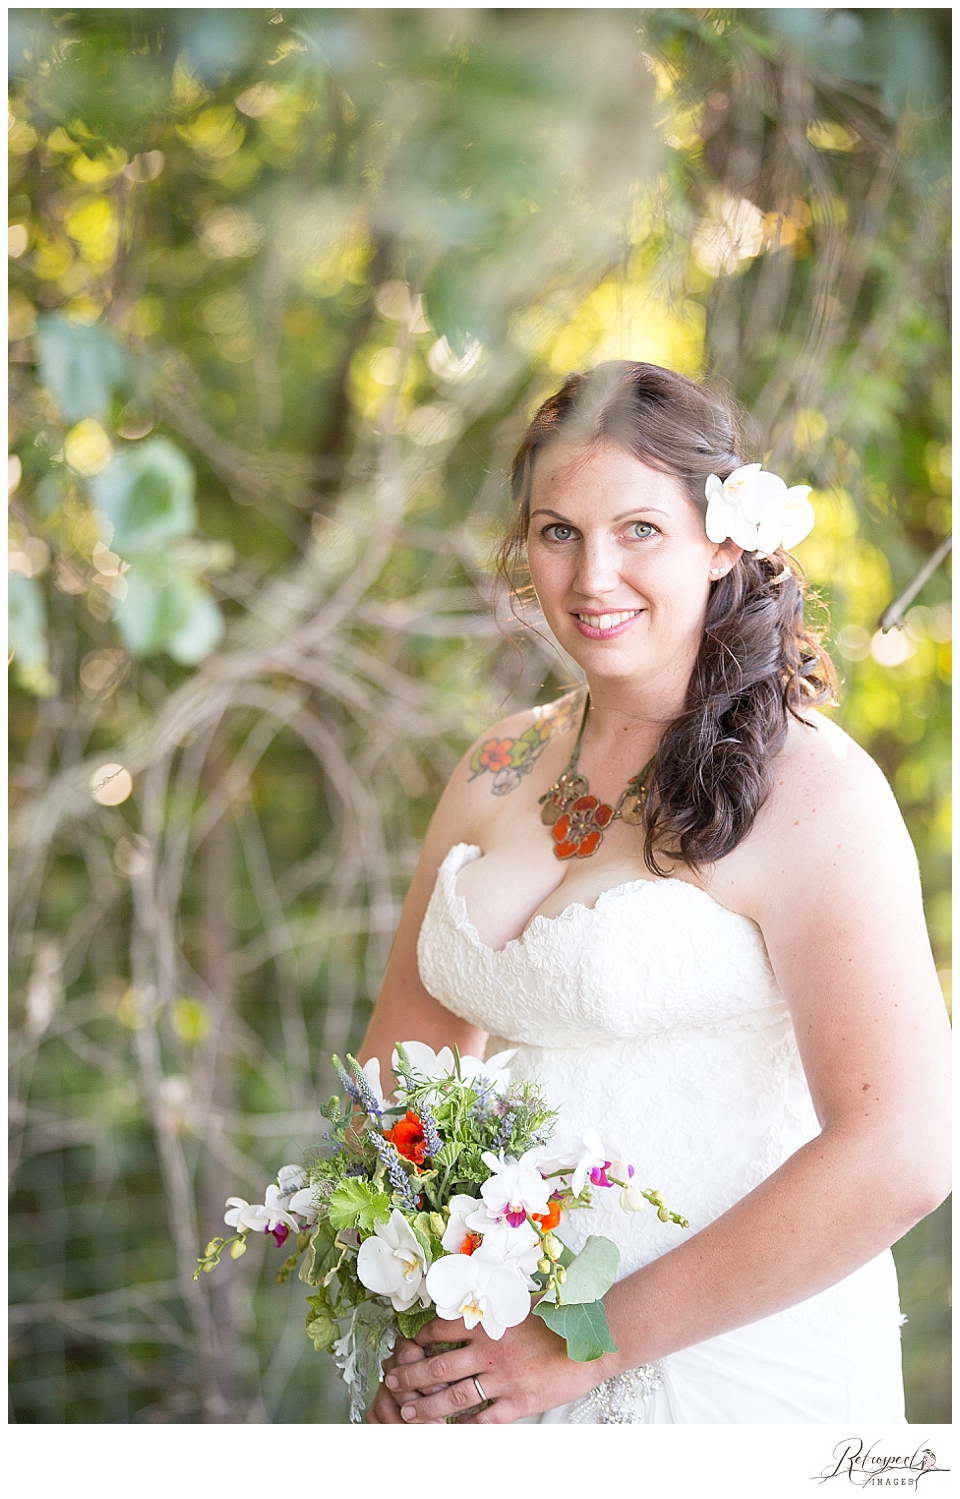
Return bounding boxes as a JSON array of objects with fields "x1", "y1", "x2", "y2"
[{"x1": 538, "y1": 694, "x2": 653, "y2": 861}]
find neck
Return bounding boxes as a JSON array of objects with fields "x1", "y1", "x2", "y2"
[{"x1": 578, "y1": 653, "x2": 696, "y2": 758}]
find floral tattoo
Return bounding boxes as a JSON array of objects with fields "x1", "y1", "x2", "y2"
[{"x1": 468, "y1": 693, "x2": 581, "y2": 796}]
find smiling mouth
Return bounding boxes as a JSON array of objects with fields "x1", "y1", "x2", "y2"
[{"x1": 573, "y1": 609, "x2": 643, "y2": 634}]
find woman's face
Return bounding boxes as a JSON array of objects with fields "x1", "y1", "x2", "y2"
[{"x1": 525, "y1": 440, "x2": 739, "y2": 695}]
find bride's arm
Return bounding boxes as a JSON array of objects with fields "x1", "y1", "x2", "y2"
[
  {"x1": 356, "y1": 747, "x2": 491, "y2": 1086},
  {"x1": 385, "y1": 721, "x2": 951, "y2": 1423}
]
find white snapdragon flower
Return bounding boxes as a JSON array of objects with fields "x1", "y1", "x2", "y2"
[
  {"x1": 478, "y1": 1148, "x2": 551, "y2": 1226},
  {"x1": 425, "y1": 1243, "x2": 531, "y2": 1340},
  {"x1": 705, "y1": 464, "x2": 815, "y2": 556},
  {"x1": 356, "y1": 1209, "x2": 431, "y2": 1313}
]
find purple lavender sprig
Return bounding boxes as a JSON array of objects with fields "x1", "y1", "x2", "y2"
[
  {"x1": 493, "y1": 1108, "x2": 518, "y2": 1150},
  {"x1": 332, "y1": 1054, "x2": 361, "y2": 1104},
  {"x1": 418, "y1": 1103, "x2": 443, "y2": 1158},
  {"x1": 369, "y1": 1130, "x2": 419, "y2": 1210},
  {"x1": 347, "y1": 1054, "x2": 382, "y2": 1121}
]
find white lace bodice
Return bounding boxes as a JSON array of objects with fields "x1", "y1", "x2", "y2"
[{"x1": 416, "y1": 843, "x2": 901, "y2": 1333}]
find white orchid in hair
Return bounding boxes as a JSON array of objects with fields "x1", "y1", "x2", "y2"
[{"x1": 705, "y1": 463, "x2": 815, "y2": 556}]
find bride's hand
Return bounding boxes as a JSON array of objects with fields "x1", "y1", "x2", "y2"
[
  {"x1": 366, "y1": 1336, "x2": 449, "y2": 1424},
  {"x1": 383, "y1": 1313, "x2": 601, "y2": 1424}
]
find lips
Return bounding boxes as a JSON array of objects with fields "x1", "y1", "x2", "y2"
[{"x1": 572, "y1": 608, "x2": 643, "y2": 639}]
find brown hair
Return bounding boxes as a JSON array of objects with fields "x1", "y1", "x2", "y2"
[{"x1": 498, "y1": 360, "x2": 837, "y2": 872}]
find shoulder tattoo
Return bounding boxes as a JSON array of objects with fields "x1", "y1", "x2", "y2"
[{"x1": 467, "y1": 693, "x2": 581, "y2": 797}]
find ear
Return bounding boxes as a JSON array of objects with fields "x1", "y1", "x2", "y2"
[{"x1": 708, "y1": 538, "x2": 743, "y2": 581}]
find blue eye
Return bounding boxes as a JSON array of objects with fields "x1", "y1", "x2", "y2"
[
  {"x1": 627, "y1": 522, "x2": 657, "y2": 539},
  {"x1": 543, "y1": 523, "x2": 575, "y2": 542}
]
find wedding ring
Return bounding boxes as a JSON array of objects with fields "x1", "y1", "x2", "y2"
[{"x1": 472, "y1": 1375, "x2": 488, "y2": 1404}]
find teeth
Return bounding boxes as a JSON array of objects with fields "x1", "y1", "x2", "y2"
[{"x1": 577, "y1": 610, "x2": 639, "y2": 630}]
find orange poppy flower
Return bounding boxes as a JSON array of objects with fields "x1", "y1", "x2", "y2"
[
  {"x1": 384, "y1": 1111, "x2": 428, "y2": 1164},
  {"x1": 532, "y1": 1198, "x2": 562, "y2": 1232}
]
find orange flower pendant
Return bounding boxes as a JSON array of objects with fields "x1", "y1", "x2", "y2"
[{"x1": 550, "y1": 794, "x2": 615, "y2": 860}]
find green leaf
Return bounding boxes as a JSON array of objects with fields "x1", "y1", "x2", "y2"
[
  {"x1": 328, "y1": 1178, "x2": 391, "y2": 1233},
  {"x1": 299, "y1": 1220, "x2": 340, "y2": 1286},
  {"x1": 8, "y1": 572, "x2": 48, "y2": 668},
  {"x1": 113, "y1": 564, "x2": 222, "y2": 662},
  {"x1": 165, "y1": 583, "x2": 224, "y2": 664},
  {"x1": 396, "y1": 1304, "x2": 435, "y2": 1340},
  {"x1": 305, "y1": 1292, "x2": 338, "y2": 1352},
  {"x1": 432, "y1": 1141, "x2": 461, "y2": 1170},
  {"x1": 533, "y1": 1297, "x2": 617, "y2": 1362},
  {"x1": 554, "y1": 1235, "x2": 620, "y2": 1305},
  {"x1": 36, "y1": 315, "x2": 128, "y2": 423},
  {"x1": 90, "y1": 438, "x2": 196, "y2": 556}
]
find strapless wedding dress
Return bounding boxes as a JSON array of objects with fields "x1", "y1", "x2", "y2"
[{"x1": 416, "y1": 843, "x2": 906, "y2": 1424}]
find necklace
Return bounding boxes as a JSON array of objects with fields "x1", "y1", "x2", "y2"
[{"x1": 538, "y1": 694, "x2": 653, "y2": 861}]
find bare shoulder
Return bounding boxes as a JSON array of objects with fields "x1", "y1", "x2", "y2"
[
  {"x1": 709, "y1": 710, "x2": 920, "y2": 919},
  {"x1": 766, "y1": 710, "x2": 909, "y2": 834}
]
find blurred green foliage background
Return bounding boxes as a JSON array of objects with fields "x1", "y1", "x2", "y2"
[{"x1": 8, "y1": 8, "x2": 950, "y2": 1424}]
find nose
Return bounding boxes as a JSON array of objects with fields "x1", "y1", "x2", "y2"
[{"x1": 574, "y1": 535, "x2": 622, "y2": 597}]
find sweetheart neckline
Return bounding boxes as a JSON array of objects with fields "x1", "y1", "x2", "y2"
[{"x1": 440, "y1": 842, "x2": 755, "y2": 956}]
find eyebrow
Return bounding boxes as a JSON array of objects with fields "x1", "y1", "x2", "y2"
[{"x1": 529, "y1": 506, "x2": 669, "y2": 521}]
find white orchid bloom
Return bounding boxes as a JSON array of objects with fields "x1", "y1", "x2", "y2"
[
  {"x1": 469, "y1": 1214, "x2": 543, "y2": 1287},
  {"x1": 223, "y1": 1186, "x2": 299, "y2": 1237},
  {"x1": 479, "y1": 1148, "x2": 551, "y2": 1226},
  {"x1": 356, "y1": 1209, "x2": 431, "y2": 1313},
  {"x1": 705, "y1": 464, "x2": 815, "y2": 556},
  {"x1": 561, "y1": 1130, "x2": 614, "y2": 1197},
  {"x1": 224, "y1": 1196, "x2": 261, "y2": 1232},
  {"x1": 425, "y1": 1243, "x2": 531, "y2": 1340},
  {"x1": 287, "y1": 1185, "x2": 319, "y2": 1225},
  {"x1": 276, "y1": 1164, "x2": 307, "y2": 1205},
  {"x1": 442, "y1": 1194, "x2": 484, "y2": 1253}
]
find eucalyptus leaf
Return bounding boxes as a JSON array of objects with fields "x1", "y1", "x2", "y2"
[
  {"x1": 553, "y1": 1235, "x2": 620, "y2": 1305},
  {"x1": 533, "y1": 1297, "x2": 617, "y2": 1362}
]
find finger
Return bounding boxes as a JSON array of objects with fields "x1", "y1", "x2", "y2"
[
  {"x1": 394, "y1": 1338, "x2": 427, "y2": 1366},
  {"x1": 413, "y1": 1315, "x2": 471, "y2": 1348},
  {"x1": 398, "y1": 1374, "x2": 495, "y2": 1425},
  {"x1": 367, "y1": 1386, "x2": 405, "y2": 1424},
  {"x1": 386, "y1": 1345, "x2": 478, "y2": 1396}
]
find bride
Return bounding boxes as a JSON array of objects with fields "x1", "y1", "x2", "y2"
[{"x1": 359, "y1": 361, "x2": 950, "y2": 1424}]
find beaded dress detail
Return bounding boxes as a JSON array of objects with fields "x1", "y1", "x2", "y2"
[{"x1": 416, "y1": 843, "x2": 906, "y2": 1425}]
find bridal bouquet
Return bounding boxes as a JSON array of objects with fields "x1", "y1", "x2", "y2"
[{"x1": 196, "y1": 1042, "x2": 687, "y2": 1422}]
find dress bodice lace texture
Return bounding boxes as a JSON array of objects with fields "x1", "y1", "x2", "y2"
[{"x1": 415, "y1": 844, "x2": 905, "y2": 1424}]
